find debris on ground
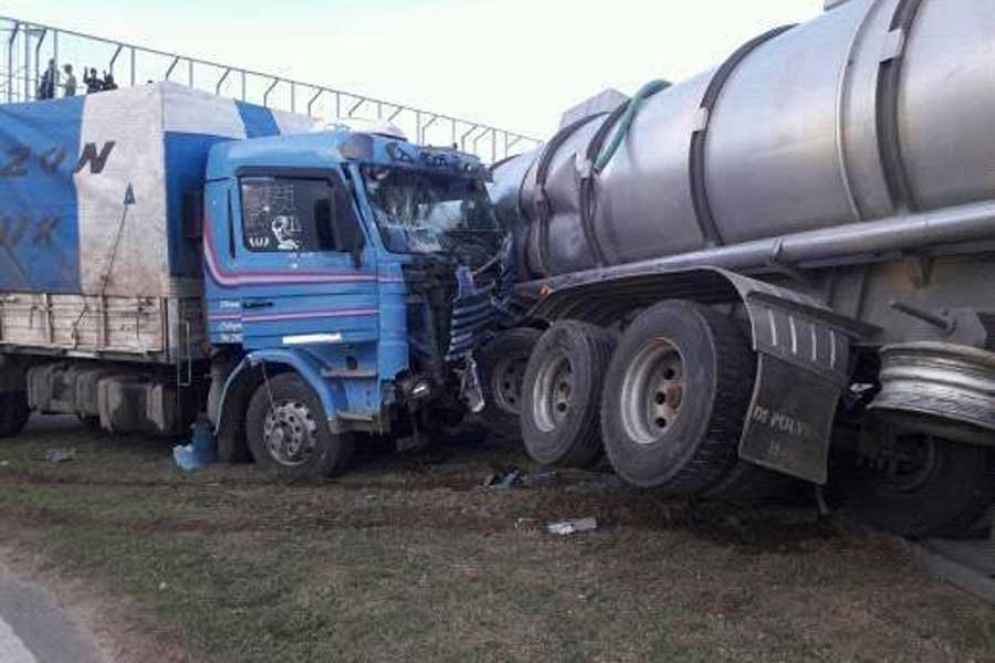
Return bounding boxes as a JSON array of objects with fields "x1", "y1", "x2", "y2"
[
  {"x1": 6, "y1": 422, "x2": 995, "y2": 663},
  {"x1": 172, "y1": 423, "x2": 217, "y2": 472},
  {"x1": 546, "y1": 517, "x2": 598, "y2": 536},
  {"x1": 172, "y1": 445, "x2": 202, "y2": 472},
  {"x1": 44, "y1": 448, "x2": 76, "y2": 463},
  {"x1": 482, "y1": 468, "x2": 522, "y2": 491}
]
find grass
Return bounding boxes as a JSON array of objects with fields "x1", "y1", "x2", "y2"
[{"x1": 1, "y1": 416, "x2": 994, "y2": 662}]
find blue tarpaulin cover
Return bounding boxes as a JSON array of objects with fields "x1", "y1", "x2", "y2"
[{"x1": 0, "y1": 82, "x2": 314, "y2": 297}]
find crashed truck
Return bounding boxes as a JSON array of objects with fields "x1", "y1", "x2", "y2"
[
  {"x1": 0, "y1": 82, "x2": 506, "y2": 477},
  {"x1": 488, "y1": 0, "x2": 995, "y2": 538}
]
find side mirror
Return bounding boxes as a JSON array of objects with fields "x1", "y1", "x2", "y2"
[{"x1": 349, "y1": 242, "x2": 364, "y2": 269}]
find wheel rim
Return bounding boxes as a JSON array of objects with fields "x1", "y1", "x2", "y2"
[
  {"x1": 262, "y1": 400, "x2": 318, "y2": 467},
  {"x1": 493, "y1": 354, "x2": 529, "y2": 414},
  {"x1": 620, "y1": 338, "x2": 685, "y2": 446},
  {"x1": 532, "y1": 352, "x2": 574, "y2": 433}
]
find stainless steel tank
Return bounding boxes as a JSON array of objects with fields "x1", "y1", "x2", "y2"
[{"x1": 493, "y1": 0, "x2": 995, "y2": 278}]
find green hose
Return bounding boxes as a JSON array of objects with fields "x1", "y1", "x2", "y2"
[{"x1": 593, "y1": 79, "x2": 671, "y2": 174}]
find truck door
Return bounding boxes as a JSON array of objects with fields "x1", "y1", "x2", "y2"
[{"x1": 226, "y1": 168, "x2": 376, "y2": 351}]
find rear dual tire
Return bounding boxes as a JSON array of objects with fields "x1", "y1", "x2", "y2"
[
  {"x1": 520, "y1": 321, "x2": 617, "y2": 469},
  {"x1": 519, "y1": 305, "x2": 790, "y2": 498},
  {"x1": 600, "y1": 301, "x2": 758, "y2": 493}
]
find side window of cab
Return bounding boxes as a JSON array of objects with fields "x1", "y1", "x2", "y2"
[{"x1": 239, "y1": 175, "x2": 364, "y2": 255}]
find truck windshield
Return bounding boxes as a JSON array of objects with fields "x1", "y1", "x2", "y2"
[{"x1": 361, "y1": 165, "x2": 500, "y2": 255}]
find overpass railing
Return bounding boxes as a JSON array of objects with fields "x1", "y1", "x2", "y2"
[{"x1": 0, "y1": 16, "x2": 540, "y2": 163}]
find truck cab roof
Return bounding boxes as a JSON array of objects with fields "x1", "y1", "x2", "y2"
[{"x1": 207, "y1": 129, "x2": 488, "y2": 180}]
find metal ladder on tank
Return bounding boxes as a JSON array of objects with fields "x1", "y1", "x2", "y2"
[{"x1": 0, "y1": 15, "x2": 540, "y2": 163}]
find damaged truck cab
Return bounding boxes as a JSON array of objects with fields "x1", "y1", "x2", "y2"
[
  {"x1": 203, "y1": 130, "x2": 502, "y2": 472},
  {"x1": 0, "y1": 84, "x2": 502, "y2": 478}
]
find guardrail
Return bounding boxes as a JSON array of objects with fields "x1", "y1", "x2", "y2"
[{"x1": 0, "y1": 16, "x2": 541, "y2": 163}]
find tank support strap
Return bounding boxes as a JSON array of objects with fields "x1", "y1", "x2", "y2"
[
  {"x1": 578, "y1": 101, "x2": 631, "y2": 267},
  {"x1": 875, "y1": 0, "x2": 926, "y2": 213},
  {"x1": 688, "y1": 25, "x2": 796, "y2": 248},
  {"x1": 531, "y1": 114, "x2": 604, "y2": 277}
]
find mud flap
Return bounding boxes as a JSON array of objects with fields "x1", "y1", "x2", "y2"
[
  {"x1": 739, "y1": 354, "x2": 842, "y2": 484},
  {"x1": 737, "y1": 290, "x2": 868, "y2": 484}
]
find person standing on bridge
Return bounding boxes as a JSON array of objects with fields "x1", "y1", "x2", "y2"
[
  {"x1": 84, "y1": 68, "x2": 103, "y2": 94},
  {"x1": 61, "y1": 64, "x2": 77, "y2": 97},
  {"x1": 36, "y1": 59, "x2": 56, "y2": 100}
]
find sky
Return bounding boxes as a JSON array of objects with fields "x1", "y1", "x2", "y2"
[{"x1": 2, "y1": 0, "x2": 826, "y2": 139}]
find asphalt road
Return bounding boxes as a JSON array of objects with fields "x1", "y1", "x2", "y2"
[
  {"x1": 1, "y1": 417, "x2": 106, "y2": 663},
  {"x1": 0, "y1": 558, "x2": 106, "y2": 663}
]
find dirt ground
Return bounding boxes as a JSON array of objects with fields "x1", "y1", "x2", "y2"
[{"x1": 1, "y1": 416, "x2": 993, "y2": 663}]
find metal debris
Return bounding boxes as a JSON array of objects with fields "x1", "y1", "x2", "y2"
[
  {"x1": 546, "y1": 517, "x2": 598, "y2": 536},
  {"x1": 483, "y1": 468, "x2": 522, "y2": 491},
  {"x1": 45, "y1": 448, "x2": 76, "y2": 463}
]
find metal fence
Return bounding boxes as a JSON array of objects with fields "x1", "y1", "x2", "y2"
[{"x1": 0, "y1": 16, "x2": 540, "y2": 163}]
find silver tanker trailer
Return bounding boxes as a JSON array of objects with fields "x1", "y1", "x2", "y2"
[{"x1": 483, "y1": 0, "x2": 995, "y2": 538}]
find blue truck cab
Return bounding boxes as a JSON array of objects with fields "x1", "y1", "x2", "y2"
[
  {"x1": 202, "y1": 129, "x2": 503, "y2": 474},
  {"x1": 0, "y1": 84, "x2": 506, "y2": 478}
]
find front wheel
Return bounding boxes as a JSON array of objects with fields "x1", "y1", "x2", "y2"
[
  {"x1": 0, "y1": 391, "x2": 30, "y2": 438},
  {"x1": 245, "y1": 373, "x2": 354, "y2": 478}
]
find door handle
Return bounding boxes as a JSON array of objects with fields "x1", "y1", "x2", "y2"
[{"x1": 243, "y1": 299, "x2": 274, "y2": 310}]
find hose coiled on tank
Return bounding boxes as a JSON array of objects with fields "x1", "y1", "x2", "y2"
[
  {"x1": 533, "y1": 79, "x2": 671, "y2": 274},
  {"x1": 576, "y1": 79, "x2": 671, "y2": 268},
  {"x1": 593, "y1": 79, "x2": 671, "y2": 174}
]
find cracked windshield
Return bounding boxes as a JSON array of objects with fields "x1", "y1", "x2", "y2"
[{"x1": 362, "y1": 165, "x2": 500, "y2": 256}]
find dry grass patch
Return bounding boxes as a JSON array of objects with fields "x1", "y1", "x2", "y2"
[{"x1": 1, "y1": 417, "x2": 993, "y2": 662}]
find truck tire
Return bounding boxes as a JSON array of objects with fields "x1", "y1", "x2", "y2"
[
  {"x1": 245, "y1": 373, "x2": 354, "y2": 479},
  {"x1": 704, "y1": 458, "x2": 802, "y2": 502},
  {"x1": 840, "y1": 431, "x2": 995, "y2": 539},
  {"x1": 600, "y1": 301, "x2": 754, "y2": 492},
  {"x1": 477, "y1": 327, "x2": 542, "y2": 439},
  {"x1": 0, "y1": 391, "x2": 30, "y2": 438},
  {"x1": 520, "y1": 321, "x2": 616, "y2": 468}
]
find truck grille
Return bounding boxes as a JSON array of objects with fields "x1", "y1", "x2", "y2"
[
  {"x1": 447, "y1": 280, "x2": 497, "y2": 360},
  {"x1": 401, "y1": 261, "x2": 497, "y2": 378}
]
